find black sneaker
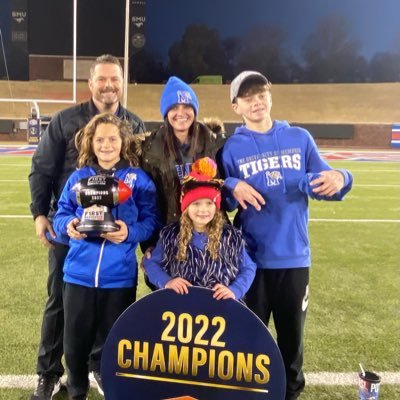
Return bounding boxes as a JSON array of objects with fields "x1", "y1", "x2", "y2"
[
  {"x1": 31, "y1": 375, "x2": 61, "y2": 400},
  {"x1": 89, "y1": 371, "x2": 104, "y2": 396}
]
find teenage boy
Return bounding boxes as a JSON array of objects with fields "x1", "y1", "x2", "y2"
[{"x1": 221, "y1": 71, "x2": 353, "y2": 400}]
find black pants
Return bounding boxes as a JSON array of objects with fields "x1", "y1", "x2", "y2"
[
  {"x1": 36, "y1": 243, "x2": 68, "y2": 377},
  {"x1": 63, "y1": 283, "x2": 136, "y2": 398},
  {"x1": 245, "y1": 268, "x2": 309, "y2": 400}
]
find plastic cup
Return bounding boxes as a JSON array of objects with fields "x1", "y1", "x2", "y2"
[{"x1": 358, "y1": 371, "x2": 381, "y2": 400}]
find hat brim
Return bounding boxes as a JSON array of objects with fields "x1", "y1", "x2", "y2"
[{"x1": 231, "y1": 72, "x2": 270, "y2": 102}]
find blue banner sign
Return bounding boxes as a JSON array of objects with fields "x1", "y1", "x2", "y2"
[{"x1": 101, "y1": 287, "x2": 286, "y2": 400}]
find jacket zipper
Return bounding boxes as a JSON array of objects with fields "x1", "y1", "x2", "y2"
[{"x1": 95, "y1": 239, "x2": 106, "y2": 287}]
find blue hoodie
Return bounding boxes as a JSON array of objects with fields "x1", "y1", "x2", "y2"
[{"x1": 222, "y1": 120, "x2": 353, "y2": 270}]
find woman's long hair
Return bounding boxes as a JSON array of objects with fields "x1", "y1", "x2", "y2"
[
  {"x1": 75, "y1": 113, "x2": 140, "y2": 168},
  {"x1": 163, "y1": 119, "x2": 204, "y2": 161},
  {"x1": 176, "y1": 208, "x2": 224, "y2": 261}
]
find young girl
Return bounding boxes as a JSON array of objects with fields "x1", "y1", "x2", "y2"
[
  {"x1": 53, "y1": 113, "x2": 160, "y2": 400},
  {"x1": 143, "y1": 157, "x2": 256, "y2": 300}
]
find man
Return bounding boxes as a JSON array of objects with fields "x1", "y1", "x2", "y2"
[
  {"x1": 29, "y1": 54, "x2": 145, "y2": 400},
  {"x1": 221, "y1": 71, "x2": 353, "y2": 400}
]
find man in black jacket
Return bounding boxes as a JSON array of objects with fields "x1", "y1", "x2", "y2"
[{"x1": 29, "y1": 54, "x2": 145, "y2": 400}]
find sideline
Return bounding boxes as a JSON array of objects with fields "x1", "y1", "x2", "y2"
[
  {"x1": 0, "y1": 372, "x2": 399, "y2": 389},
  {"x1": 1, "y1": 145, "x2": 400, "y2": 162}
]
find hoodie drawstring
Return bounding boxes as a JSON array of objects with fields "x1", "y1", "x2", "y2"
[
  {"x1": 248, "y1": 122, "x2": 288, "y2": 195},
  {"x1": 272, "y1": 128, "x2": 288, "y2": 194}
]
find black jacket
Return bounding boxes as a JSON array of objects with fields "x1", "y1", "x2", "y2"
[
  {"x1": 140, "y1": 121, "x2": 225, "y2": 225},
  {"x1": 29, "y1": 99, "x2": 145, "y2": 219}
]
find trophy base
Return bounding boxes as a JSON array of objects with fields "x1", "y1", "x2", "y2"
[{"x1": 76, "y1": 221, "x2": 120, "y2": 237}]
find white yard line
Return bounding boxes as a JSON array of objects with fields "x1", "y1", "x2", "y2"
[
  {"x1": 0, "y1": 372, "x2": 399, "y2": 389},
  {"x1": 0, "y1": 180, "x2": 27, "y2": 182},
  {"x1": 306, "y1": 371, "x2": 400, "y2": 385},
  {"x1": 0, "y1": 164, "x2": 31, "y2": 167},
  {"x1": 309, "y1": 219, "x2": 400, "y2": 223},
  {"x1": 349, "y1": 169, "x2": 400, "y2": 172},
  {"x1": 0, "y1": 145, "x2": 36, "y2": 148},
  {"x1": 1, "y1": 181, "x2": 400, "y2": 188},
  {"x1": 220, "y1": 217, "x2": 399, "y2": 223},
  {"x1": 0, "y1": 215, "x2": 32, "y2": 218},
  {"x1": 321, "y1": 149, "x2": 400, "y2": 154},
  {"x1": 355, "y1": 184, "x2": 400, "y2": 187},
  {"x1": 2, "y1": 215, "x2": 400, "y2": 223}
]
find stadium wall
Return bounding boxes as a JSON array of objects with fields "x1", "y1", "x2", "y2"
[
  {"x1": 0, "y1": 121, "x2": 393, "y2": 149},
  {"x1": 0, "y1": 81, "x2": 398, "y2": 148}
]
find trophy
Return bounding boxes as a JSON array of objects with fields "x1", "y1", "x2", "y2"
[{"x1": 71, "y1": 175, "x2": 132, "y2": 236}]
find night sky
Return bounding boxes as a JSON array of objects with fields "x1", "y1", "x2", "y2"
[
  {"x1": 146, "y1": 0, "x2": 400, "y2": 63},
  {"x1": 1, "y1": 0, "x2": 398, "y2": 59},
  {"x1": 1, "y1": 0, "x2": 399, "y2": 80}
]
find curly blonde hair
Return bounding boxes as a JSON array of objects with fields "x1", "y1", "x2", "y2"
[
  {"x1": 75, "y1": 113, "x2": 141, "y2": 168},
  {"x1": 176, "y1": 209, "x2": 225, "y2": 261}
]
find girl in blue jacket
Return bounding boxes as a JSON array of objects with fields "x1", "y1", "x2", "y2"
[
  {"x1": 53, "y1": 113, "x2": 159, "y2": 400},
  {"x1": 144, "y1": 157, "x2": 256, "y2": 301}
]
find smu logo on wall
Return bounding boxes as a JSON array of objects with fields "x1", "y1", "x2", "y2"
[
  {"x1": 130, "y1": 0, "x2": 146, "y2": 52},
  {"x1": 101, "y1": 287, "x2": 286, "y2": 400}
]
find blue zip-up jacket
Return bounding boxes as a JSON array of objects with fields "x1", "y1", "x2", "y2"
[
  {"x1": 53, "y1": 162, "x2": 160, "y2": 288},
  {"x1": 222, "y1": 120, "x2": 353, "y2": 270}
]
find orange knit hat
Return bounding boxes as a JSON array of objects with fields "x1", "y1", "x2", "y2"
[{"x1": 180, "y1": 157, "x2": 223, "y2": 212}]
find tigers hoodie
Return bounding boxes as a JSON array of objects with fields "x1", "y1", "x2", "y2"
[{"x1": 221, "y1": 120, "x2": 353, "y2": 269}]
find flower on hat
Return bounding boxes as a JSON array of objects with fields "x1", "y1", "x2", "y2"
[
  {"x1": 180, "y1": 157, "x2": 223, "y2": 212},
  {"x1": 185, "y1": 157, "x2": 217, "y2": 182}
]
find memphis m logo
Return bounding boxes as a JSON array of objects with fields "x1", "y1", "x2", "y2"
[
  {"x1": 177, "y1": 90, "x2": 192, "y2": 104},
  {"x1": 124, "y1": 173, "x2": 137, "y2": 189},
  {"x1": 175, "y1": 163, "x2": 192, "y2": 182},
  {"x1": 266, "y1": 170, "x2": 283, "y2": 186}
]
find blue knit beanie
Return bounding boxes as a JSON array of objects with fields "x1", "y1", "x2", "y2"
[{"x1": 160, "y1": 76, "x2": 199, "y2": 118}]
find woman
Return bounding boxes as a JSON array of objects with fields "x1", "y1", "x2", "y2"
[
  {"x1": 141, "y1": 76, "x2": 226, "y2": 228},
  {"x1": 140, "y1": 77, "x2": 226, "y2": 288}
]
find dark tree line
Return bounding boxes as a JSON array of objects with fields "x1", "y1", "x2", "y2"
[{"x1": 130, "y1": 13, "x2": 400, "y2": 84}]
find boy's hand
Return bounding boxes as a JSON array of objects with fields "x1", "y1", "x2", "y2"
[
  {"x1": 67, "y1": 218, "x2": 87, "y2": 240},
  {"x1": 101, "y1": 220, "x2": 128, "y2": 244},
  {"x1": 310, "y1": 170, "x2": 344, "y2": 197},
  {"x1": 233, "y1": 181, "x2": 265, "y2": 211},
  {"x1": 165, "y1": 278, "x2": 192, "y2": 294},
  {"x1": 212, "y1": 284, "x2": 235, "y2": 300}
]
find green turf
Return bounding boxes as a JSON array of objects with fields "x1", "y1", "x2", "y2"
[
  {"x1": 1, "y1": 384, "x2": 400, "y2": 400},
  {"x1": 0, "y1": 388, "x2": 104, "y2": 400},
  {"x1": 0, "y1": 156, "x2": 399, "y2": 399}
]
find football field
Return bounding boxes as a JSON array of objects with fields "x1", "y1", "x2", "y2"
[{"x1": 0, "y1": 151, "x2": 399, "y2": 399}]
